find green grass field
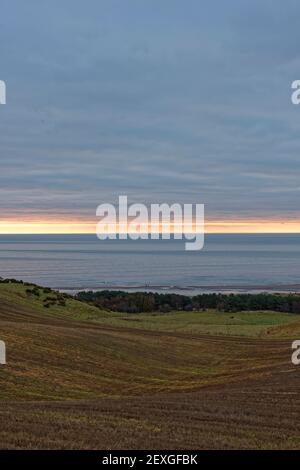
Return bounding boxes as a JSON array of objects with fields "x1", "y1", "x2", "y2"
[
  {"x1": 90, "y1": 308, "x2": 300, "y2": 337},
  {"x1": 2, "y1": 282, "x2": 300, "y2": 337},
  {"x1": 0, "y1": 281, "x2": 300, "y2": 449}
]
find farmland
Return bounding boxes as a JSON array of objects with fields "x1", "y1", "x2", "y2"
[{"x1": 0, "y1": 281, "x2": 299, "y2": 449}]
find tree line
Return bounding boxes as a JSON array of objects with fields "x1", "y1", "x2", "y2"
[{"x1": 75, "y1": 290, "x2": 300, "y2": 314}]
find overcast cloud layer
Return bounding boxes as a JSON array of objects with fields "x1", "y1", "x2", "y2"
[{"x1": 1, "y1": 0, "x2": 300, "y2": 222}]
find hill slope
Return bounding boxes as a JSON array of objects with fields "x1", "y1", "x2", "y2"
[{"x1": 0, "y1": 281, "x2": 299, "y2": 449}]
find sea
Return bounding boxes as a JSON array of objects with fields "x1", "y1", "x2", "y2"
[{"x1": 0, "y1": 234, "x2": 300, "y2": 295}]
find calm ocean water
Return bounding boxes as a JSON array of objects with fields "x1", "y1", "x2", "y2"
[{"x1": 0, "y1": 234, "x2": 300, "y2": 294}]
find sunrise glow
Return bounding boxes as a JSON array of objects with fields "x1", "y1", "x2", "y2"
[{"x1": 0, "y1": 218, "x2": 300, "y2": 234}]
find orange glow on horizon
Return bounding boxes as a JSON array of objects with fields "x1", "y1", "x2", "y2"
[{"x1": 1, "y1": 218, "x2": 300, "y2": 234}]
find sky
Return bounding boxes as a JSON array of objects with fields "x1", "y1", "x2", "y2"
[{"x1": 1, "y1": 0, "x2": 300, "y2": 233}]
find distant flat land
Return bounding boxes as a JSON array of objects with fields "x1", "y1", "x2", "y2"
[{"x1": 0, "y1": 282, "x2": 300, "y2": 449}]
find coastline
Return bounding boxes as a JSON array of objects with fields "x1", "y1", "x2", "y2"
[{"x1": 59, "y1": 282, "x2": 300, "y2": 296}]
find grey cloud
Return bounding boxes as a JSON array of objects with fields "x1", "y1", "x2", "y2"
[{"x1": 1, "y1": 0, "x2": 300, "y2": 222}]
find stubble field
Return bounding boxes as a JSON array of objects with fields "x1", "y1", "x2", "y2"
[{"x1": 0, "y1": 282, "x2": 299, "y2": 449}]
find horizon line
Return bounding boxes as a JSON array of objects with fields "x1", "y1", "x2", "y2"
[
  {"x1": 1, "y1": 231, "x2": 300, "y2": 235},
  {"x1": 1, "y1": 219, "x2": 300, "y2": 234}
]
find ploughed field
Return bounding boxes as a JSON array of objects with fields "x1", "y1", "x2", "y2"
[{"x1": 0, "y1": 282, "x2": 299, "y2": 449}]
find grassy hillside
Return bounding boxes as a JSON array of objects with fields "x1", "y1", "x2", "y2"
[
  {"x1": 89, "y1": 308, "x2": 300, "y2": 337},
  {"x1": 0, "y1": 281, "x2": 300, "y2": 449}
]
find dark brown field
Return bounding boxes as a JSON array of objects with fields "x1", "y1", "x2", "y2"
[{"x1": 0, "y1": 282, "x2": 299, "y2": 449}]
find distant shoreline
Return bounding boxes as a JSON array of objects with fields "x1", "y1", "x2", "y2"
[{"x1": 59, "y1": 283, "x2": 300, "y2": 296}]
